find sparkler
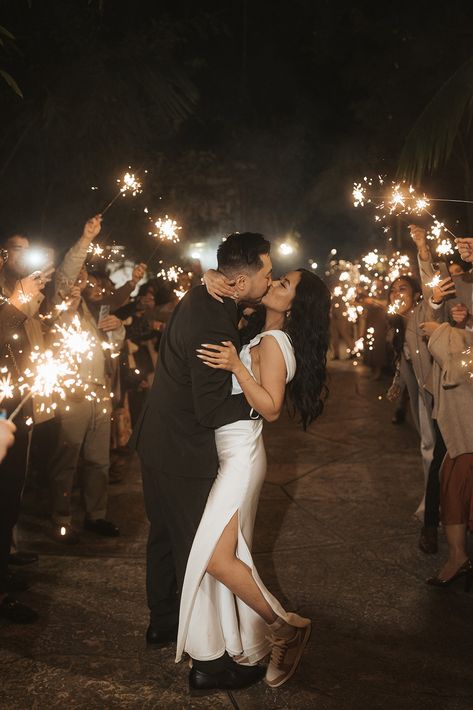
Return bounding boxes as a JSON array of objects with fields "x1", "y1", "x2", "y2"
[
  {"x1": 0, "y1": 371, "x2": 14, "y2": 404},
  {"x1": 149, "y1": 216, "x2": 182, "y2": 244},
  {"x1": 387, "y1": 299, "x2": 405, "y2": 315},
  {"x1": 352, "y1": 176, "x2": 458, "y2": 240},
  {"x1": 8, "y1": 316, "x2": 98, "y2": 421},
  {"x1": 436, "y1": 239, "x2": 454, "y2": 257},
  {"x1": 157, "y1": 266, "x2": 184, "y2": 283},
  {"x1": 101, "y1": 168, "x2": 144, "y2": 216},
  {"x1": 427, "y1": 274, "x2": 441, "y2": 288}
]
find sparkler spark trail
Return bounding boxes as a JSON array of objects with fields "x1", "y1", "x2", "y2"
[
  {"x1": 8, "y1": 316, "x2": 100, "y2": 421},
  {"x1": 427, "y1": 274, "x2": 442, "y2": 288},
  {"x1": 101, "y1": 167, "x2": 144, "y2": 215},
  {"x1": 352, "y1": 176, "x2": 458, "y2": 243},
  {"x1": 88, "y1": 243, "x2": 104, "y2": 258},
  {"x1": 157, "y1": 266, "x2": 184, "y2": 283},
  {"x1": 0, "y1": 371, "x2": 14, "y2": 403},
  {"x1": 149, "y1": 216, "x2": 182, "y2": 244},
  {"x1": 436, "y1": 239, "x2": 454, "y2": 256},
  {"x1": 387, "y1": 299, "x2": 405, "y2": 315}
]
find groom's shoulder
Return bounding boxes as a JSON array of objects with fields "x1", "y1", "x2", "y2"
[{"x1": 183, "y1": 285, "x2": 229, "y2": 320}]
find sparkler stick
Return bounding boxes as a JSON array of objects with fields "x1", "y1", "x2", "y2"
[{"x1": 7, "y1": 390, "x2": 33, "y2": 422}]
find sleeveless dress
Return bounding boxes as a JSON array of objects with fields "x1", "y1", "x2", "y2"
[{"x1": 176, "y1": 330, "x2": 307, "y2": 664}]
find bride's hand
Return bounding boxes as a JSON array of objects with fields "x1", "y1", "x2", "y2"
[
  {"x1": 202, "y1": 269, "x2": 237, "y2": 303},
  {"x1": 196, "y1": 341, "x2": 241, "y2": 372}
]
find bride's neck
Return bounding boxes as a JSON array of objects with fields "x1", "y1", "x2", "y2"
[{"x1": 264, "y1": 308, "x2": 284, "y2": 332}]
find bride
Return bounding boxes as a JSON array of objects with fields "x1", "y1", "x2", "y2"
[{"x1": 176, "y1": 268, "x2": 331, "y2": 691}]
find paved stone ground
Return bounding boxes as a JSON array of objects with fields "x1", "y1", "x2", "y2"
[{"x1": 1, "y1": 362, "x2": 472, "y2": 710}]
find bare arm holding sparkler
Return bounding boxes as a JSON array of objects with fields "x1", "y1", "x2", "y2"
[
  {"x1": 103, "y1": 262, "x2": 147, "y2": 312},
  {"x1": 52, "y1": 215, "x2": 102, "y2": 304}
]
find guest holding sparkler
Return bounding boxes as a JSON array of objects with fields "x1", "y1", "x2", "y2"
[
  {"x1": 0, "y1": 266, "x2": 52, "y2": 623},
  {"x1": 418, "y1": 316, "x2": 473, "y2": 590},
  {"x1": 48, "y1": 263, "x2": 125, "y2": 543}
]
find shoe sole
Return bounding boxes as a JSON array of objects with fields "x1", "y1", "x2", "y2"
[
  {"x1": 189, "y1": 671, "x2": 266, "y2": 696},
  {"x1": 265, "y1": 623, "x2": 312, "y2": 689}
]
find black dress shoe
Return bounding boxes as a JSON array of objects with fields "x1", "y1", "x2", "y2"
[
  {"x1": 146, "y1": 623, "x2": 178, "y2": 647},
  {"x1": 6, "y1": 571, "x2": 30, "y2": 593},
  {"x1": 189, "y1": 659, "x2": 266, "y2": 696},
  {"x1": 8, "y1": 551, "x2": 39, "y2": 566},
  {"x1": 0, "y1": 596, "x2": 38, "y2": 624},
  {"x1": 84, "y1": 518, "x2": 120, "y2": 537}
]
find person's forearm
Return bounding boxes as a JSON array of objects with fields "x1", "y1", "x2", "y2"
[
  {"x1": 417, "y1": 241, "x2": 430, "y2": 262},
  {"x1": 232, "y1": 364, "x2": 280, "y2": 421}
]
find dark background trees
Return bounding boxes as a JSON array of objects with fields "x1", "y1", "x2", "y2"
[{"x1": 1, "y1": 0, "x2": 473, "y2": 265}]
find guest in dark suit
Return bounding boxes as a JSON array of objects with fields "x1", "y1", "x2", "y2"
[{"x1": 130, "y1": 232, "x2": 273, "y2": 693}]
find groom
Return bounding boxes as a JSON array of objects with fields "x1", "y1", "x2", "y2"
[{"x1": 131, "y1": 232, "x2": 272, "y2": 693}]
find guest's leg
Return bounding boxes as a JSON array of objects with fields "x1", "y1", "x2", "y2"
[
  {"x1": 49, "y1": 402, "x2": 88, "y2": 525},
  {"x1": 424, "y1": 420, "x2": 446, "y2": 528},
  {"x1": 0, "y1": 431, "x2": 29, "y2": 598},
  {"x1": 81, "y1": 401, "x2": 111, "y2": 521}
]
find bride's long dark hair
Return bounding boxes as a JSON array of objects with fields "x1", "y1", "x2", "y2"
[{"x1": 242, "y1": 268, "x2": 331, "y2": 430}]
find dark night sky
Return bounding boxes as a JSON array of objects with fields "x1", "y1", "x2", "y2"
[{"x1": 1, "y1": 0, "x2": 473, "y2": 270}]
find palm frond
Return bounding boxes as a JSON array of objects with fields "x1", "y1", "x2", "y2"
[
  {"x1": 0, "y1": 69, "x2": 23, "y2": 98},
  {"x1": 398, "y1": 57, "x2": 473, "y2": 182}
]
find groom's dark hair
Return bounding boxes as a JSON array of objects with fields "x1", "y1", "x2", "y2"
[{"x1": 217, "y1": 232, "x2": 270, "y2": 276}]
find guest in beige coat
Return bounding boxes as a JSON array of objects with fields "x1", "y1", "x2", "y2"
[{"x1": 420, "y1": 320, "x2": 473, "y2": 590}]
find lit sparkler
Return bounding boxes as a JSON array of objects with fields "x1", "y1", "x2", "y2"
[
  {"x1": 149, "y1": 216, "x2": 182, "y2": 244},
  {"x1": 0, "y1": 371, "x2": 14, "y2": 403},
  {"x1": 436, "y1": 239, "x2": 454, "y2": 257},
  {"x1": 157, "y1": 266, "x2": 184, "y2": 283},
  {"x1": 427, "y1": 274, "x2": 441, "y2": 288},
  {"x1": 101, "y1": 167, "x2": 144, "y2": 215}
]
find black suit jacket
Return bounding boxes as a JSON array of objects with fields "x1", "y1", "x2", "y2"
[{"x1": 131, "y1": 286, "x2": 253, "y2": 478}]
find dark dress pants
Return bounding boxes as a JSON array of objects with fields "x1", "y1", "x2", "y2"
[
  {"x1": 0, "y1": 429, "x2": 29, "y2": 594},
  {"x1": 424, "y1": 419, "x2": 447, "y2": 528},
  {"x1": 141, "y1": 462, "x2": 215, "y2": 633}
]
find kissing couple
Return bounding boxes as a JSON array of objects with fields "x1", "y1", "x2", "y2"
[{"x1": 130, "y1": 232, "x2": 331, "y2": 695}]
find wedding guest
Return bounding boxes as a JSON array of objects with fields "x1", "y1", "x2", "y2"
[
  {"x1": 420, "y1": 319, "x2": 473, "y2": 590},
  {"x1": 48, "y1": 264, "x2": 125, "y2": 543}
]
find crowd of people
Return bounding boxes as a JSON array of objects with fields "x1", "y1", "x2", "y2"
[
  {"x1": 0, "y1": 215, "x2": 200, "y2": 624},
  {"x1": 330, "y1": 225, "x2": 473, "y2": 591}
]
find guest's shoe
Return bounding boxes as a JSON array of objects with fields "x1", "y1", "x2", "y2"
[
  {"x1": 419, "y1": 526, "x2": 438, "y2": 555},
  {"x1": 0, "y1": 596, "x2": 38, "y2": 624},
  {"x1": 265, "y1": 621, "x2": 312, "y2": 688},
  {"x1": 146, "y1": 623, "x2": 178, "y2": 647},
  {"x1": 189, "y1": 659, "x2": 265, "y2": 696},
  {"x1": 52, "y1": 523, "x2": 81, "y2": 544},
  {"x1": 8, "y1": 551, "x2": 38, "y2": 566},
  {"x1": 391, "y1": 410, "x2": 405, "y2": 425},
  {"x1": 84, "y1": 518, "x2": 120, "y2": 537},
  {"x1": 6, "y1": 571, "x2": 30, "y2": 593},
  {"x1": 427, "y1": 558, "x2": 473, "y2": 592}
]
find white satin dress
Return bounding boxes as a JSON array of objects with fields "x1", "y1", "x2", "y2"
[{"x1": 176, "y1": 330, "x2": 308, "y2": 664}]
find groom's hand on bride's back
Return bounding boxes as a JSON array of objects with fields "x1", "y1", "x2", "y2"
[{"x1": 202, "y1": 269, "x2": 237, "y2": 303}]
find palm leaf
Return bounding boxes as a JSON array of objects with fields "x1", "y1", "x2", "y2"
[
  {"x1": 398, "y1": 57, "x2": 473, "y2": 182},
  {"x1": 0, "y1": 69, "x2": 23, "y2": 98}
]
